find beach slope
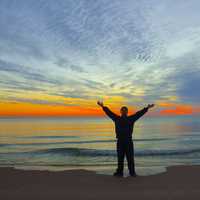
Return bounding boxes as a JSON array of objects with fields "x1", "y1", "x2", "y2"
[{"x1": 1, "y1": 166, "x2": 200, "y2": 200}]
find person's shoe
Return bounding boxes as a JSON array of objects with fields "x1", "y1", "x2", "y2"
[
  {"x1": 113, "y1": 172, "x2": 123, "y2": 177},
  {"x1": 129, "y1": 173, "x2": 137, "y2": 177}
]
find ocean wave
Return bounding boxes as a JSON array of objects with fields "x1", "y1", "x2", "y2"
[
  {"x1": 0, "y1": 148, "x2": 200, "y2": 157},
  {"x1": 25, "y1": 148, "x2": 200, "y2": 157},
  {"x1": 23, "y1": 135, "x2": 80, "y2": 139},
  {"x1": 0, "y1": 144, "x2": 8, "y2": 147},
  {"x1": 22, "y1": 136, "x2": 171, "y2": 142},
  {"x1": 0, "y1": 140, "x2": 115, "y2": 147},
  {"x1": 0, "y1": 138, "x2": 171, "y2": 147}
]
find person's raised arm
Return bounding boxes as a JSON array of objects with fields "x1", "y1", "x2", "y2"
[
  {"x1": 130, "y1": 104, "x2": 155, "y2": 121},
  {"x1": 97, "y1": 101, "x2": 118, "y2": 121}
]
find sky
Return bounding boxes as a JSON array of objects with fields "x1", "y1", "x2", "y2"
[{"x1": 0, "y1": 0, "x2": 200, "y2": 117}]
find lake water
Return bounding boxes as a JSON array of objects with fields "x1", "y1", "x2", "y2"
[{"x1": 0, "y1": 116, "x2": 200, "y2": 176}]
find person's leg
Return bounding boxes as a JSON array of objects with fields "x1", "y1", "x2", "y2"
[
  {"x1": 114, "y1": 140, "x2": 125, "y2": 176},
  {"x1": 125, "y1": 140, "x2": 136, "y2": 176}
]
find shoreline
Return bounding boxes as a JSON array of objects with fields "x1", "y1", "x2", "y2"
[
  {"x1": 0, "y1": 164, "x2": 167, "y2": 176},
  {"x1": 1, "y1": 165, "x2": 200, "y2": 199}
]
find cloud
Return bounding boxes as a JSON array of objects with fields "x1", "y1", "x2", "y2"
[
  {"x1": 55, "y1": 58, "x2": 86, "y2": 73},
  {"x1": 3, "y1": 97, "x2": 77, "y2": 107},
  {"x1": 172, "y1": 71, "x2": 200, "y2": 104},
  {"x1": 0, "y1": 79, "x2": 45, "y2": 92},
  {"x1": 0, "y1": 59, "x2": 62, "y2": 85},
  {"x1": 53, "y1": 90, "x2": 93, "y2": 100},
  {"x1": 0, "y1": 0, "x2": 200, "y2": 115}
]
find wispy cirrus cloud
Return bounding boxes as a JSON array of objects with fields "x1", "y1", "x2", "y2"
[{"x1": 0, "y1": 0, "x2": 200, "y2": 115}]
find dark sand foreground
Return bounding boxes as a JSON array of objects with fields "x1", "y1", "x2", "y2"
[{"x1": 1, "y1": 166, "x2": 200, "y2": 200}]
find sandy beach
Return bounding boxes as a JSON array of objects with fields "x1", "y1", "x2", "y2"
[{"x1": 1, "y1": 165, "x2": 200, "y2": 200}]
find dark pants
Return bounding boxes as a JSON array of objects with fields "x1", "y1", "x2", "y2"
[{"x1": 116, "y1": 139, "x2": 135, "y2": 175}]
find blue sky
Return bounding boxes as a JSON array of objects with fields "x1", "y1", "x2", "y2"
[{"x1": 0, "y1": 0, "x2": 200, "y2": 114}]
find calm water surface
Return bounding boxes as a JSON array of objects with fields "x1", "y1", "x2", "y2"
[{"x1": 0, "y1": 116, "x2": 200, "y2": 176}]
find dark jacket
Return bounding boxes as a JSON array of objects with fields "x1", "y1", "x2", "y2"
[{"x1": 103, "y1": 106, "x2": 148, "y2": 140}]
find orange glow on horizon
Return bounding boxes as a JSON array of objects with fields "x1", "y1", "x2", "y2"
[
  {"x1": 0, "y1": 102, "x2": 104, "y2": 117},
  {"x1": 159, "y1": 102, "x2": 193, "y2": 116},
  {"x1": 0, "y1": 101, "x2": 137, "y2": 117},
  {"x1": 0, "y1": 101, "x2": 199, "y2": 117}
]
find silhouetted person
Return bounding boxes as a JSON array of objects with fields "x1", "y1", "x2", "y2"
[{"x1": 97, "y1": 101, "x2": 154, "y2": 177}]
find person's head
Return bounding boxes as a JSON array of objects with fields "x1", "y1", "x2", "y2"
[{"x1": 120, "y1": 106, "x2": 128, "y2": 116}]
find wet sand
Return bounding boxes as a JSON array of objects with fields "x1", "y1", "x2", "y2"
[{"x1": 1, "y1": 165, "x2": 200, "y2": 200}]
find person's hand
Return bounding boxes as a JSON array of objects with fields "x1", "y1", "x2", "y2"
[
  {"x1": 147, "y1": 104, "x2": 155, "y2": 109},
  {"x1": 97, "y1": 101, "x2": 104, "y2": 107}
]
